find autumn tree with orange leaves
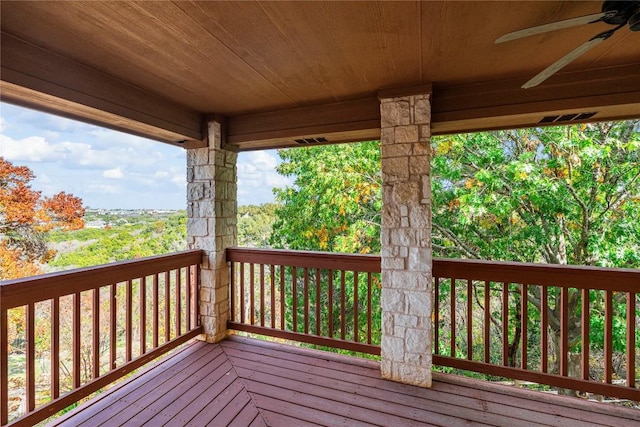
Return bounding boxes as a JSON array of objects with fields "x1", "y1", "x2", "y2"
[{"x1": 0, "y1": 157, "x2": 85, "y2": 279}]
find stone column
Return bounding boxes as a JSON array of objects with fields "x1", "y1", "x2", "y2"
[
  {"x1": 186, "y1": 119, "x2": 237, "y2": 343},
  {"x1": 379, "y1": 89, "x2": 433, "y2": 387}
]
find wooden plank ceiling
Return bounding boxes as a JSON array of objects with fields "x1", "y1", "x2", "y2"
[{"x1": 1, "y1": 1, "x2": 639, "y2": 149}]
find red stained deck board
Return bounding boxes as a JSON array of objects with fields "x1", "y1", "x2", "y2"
[
  {"x1": 48, "y1": 336, "x2": 640, "y2": 427},
  {"x1": 224, "y1": 346, "x2": 597, "y2": 427},
  {"x1": 81, "y1": 345, "x2": 226, "y2": 426}
]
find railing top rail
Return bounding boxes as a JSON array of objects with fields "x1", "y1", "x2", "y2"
[
  {"x1": 433, "y1": 257, "x2": 640, "y2": 291},
  {"x1": 0, "y1": 250, "x2": 203, "y2": 310},
  {"x1": 226, "y1": 247, "x2": 381, "y2": 272}
]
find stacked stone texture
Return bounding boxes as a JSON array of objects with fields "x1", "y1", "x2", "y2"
[
  {"x1": 380, "y1": 93, "x2": 433, "y2": 387},
  {"x1": 186, "y1": 121, "x2": 237, "y2": 342}
]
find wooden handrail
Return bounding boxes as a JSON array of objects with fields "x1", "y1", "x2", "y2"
[
  {"x1": 1, "y1": 250, "x2": 203, "y2": 426},
  {"x1": 0, "y1": 250, "x2": 203, "y2": 309},
  {"x1": 227, "y1": 247, "x2": 381, "y2": 355},
  {"x1": 433, "y1": 257, "x2": 639, "y2": 291},
  {"x1": 227, "y1": 247, "x2": 640, "y2": 401}
]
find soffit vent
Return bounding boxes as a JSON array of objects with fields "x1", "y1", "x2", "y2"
[
  {"x1": 295, "y1": 137, "x2": 328, "y2": 144},
  {"x1": 538, "y1": 112, "x2": 597, "y2": 124}
]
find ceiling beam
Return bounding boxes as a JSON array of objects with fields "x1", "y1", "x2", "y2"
[
  {"x1": 0, "y1": 32, "x2": 205, "y2": 146},
  {"x1": 432, "y1": 64, "x2": 640, "y2": 135},
  {"x1": 226, "y1": 98, "x2": 381, "y2": 151}
]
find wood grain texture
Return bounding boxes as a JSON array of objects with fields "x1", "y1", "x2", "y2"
[
  {"x1": 1, "y1": 1, "x2": 639, "y2": 148},
  {"x1": 47, "y1": 336, "x2": 640, "y2": 427}
]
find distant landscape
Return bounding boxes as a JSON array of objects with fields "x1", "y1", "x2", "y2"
[{"x1": 45, "y1": 204, "x2": 278, "y2": 272}]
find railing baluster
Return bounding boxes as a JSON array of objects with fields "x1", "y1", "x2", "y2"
[
  {"x1": 194, "y1": 264, "x2": 200, "y2": 326},
  {"x1": 176, "y1": 269, "x2": 181, "y2": 336},
  {"x1": 328, "y1": 270, "x2": 334, "y2": 338},
  {"x1": 51, "y1": 297, "x2": 60, "y2": 399},
  {"x1": 340, "y1": 270, "x2": 346, "y2": 340},
  {"x1": 467, "y1": 279, "x2": 472, "y2": 360},
  {"x1": 292, "y1": 267, "x2": 298, "y2": 332},
  {"x1": 541, "y1": 285, "x2": 548, "y2": 373},
  {"x1": 250, "y1": 263, "x2": 255, "y2": 325},
  {"x1": 303, "y1": 268, "x2": 309, "y2": 334},
  {"x1": 110, "y1": 284, "x2": 116, "y2": 370},
  {"x1": 367, "y1": 273, "x2": 372, "y2": 344},
  {"x1": 627, "y1": 292, "x2": 636, "y2": 388},
  {"x1": 73, "y1": 292, "x2": 81, "y2": 389},
  {"x1": 434, "y1": 276, "x2": 439, "y2": 355},
  {"x1": 140, "y1": 276, "x2": 147, "y2": 356},
  {"x1": 186, "y1": 267, "x2": 192, "y2": 330},
  {"x1": 1, "y1": 306, "x2": 8, "y2": 426},
  {"x1": 153, "y1": 274, "x2": 159, "y2": 349},
  {"x1": 521, "y1": 283, "x2": 527, "y2": 370},
  {"x1": 483, "y1": 281, "x2": 490, "y2": 363},
  {"x1": 280, "y1": 265, "x2": 285, "y2": 330},
  {"x1": 604, "y1": 289, "x2": 613, "y2": 383},
  {"x1": 560, "y1": 287, "x2": 568, "y2": 377},
  {"x1": 271, "y1": 265, "x2": 277, "y2": 329},
  {"x1": 451, "y1": 278, "x2": 456, "y2": 358},
  {"x1": 164, "y1": 271, "x2": 170, "y2": 343},
  {"x1": 260, "y1": 264, "x2": 265, "y2": 327},
  {"x1": 222, "y1": 248, "x2": 640, "y2": 403},
  {"x1": 581, "y1": 288, "x2": 590, "y2": 381},
  {"x1": 353, "y1": 272, "x2": 359, "y2": 343},
  {"x1": 0, "y1": 251, "x2": 203, "y2": 426},
  {"x1": 27, "y1": 303, "x2": 35, "y2": 411},
  {"x1": 126, "y1": 280, "x2": 132, "y2": 362},
  {"x1": 315, "y1": 268, "x2": 321, "y2": 335},
  {"x1": 93, "y1": 288, "x2": 100, "y2": 379},
  {"x1": 502, "y1": 282, "x2": 508, "y2": 366},
  {"x1": 230, "y1": 261, "x2": 236, "y2": 323},
  {"x1": 240, "y1": 262, "x2": 245, "y2": 323}
]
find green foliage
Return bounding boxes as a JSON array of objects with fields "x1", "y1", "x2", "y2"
[
  {"x1": 48, "y1": 211, "x2": 186, "y2": 269},
  {"x1": 237, "y1": 203, "x2": 278, "y2": 247},
  {"x1": 431, "y1": 121, "x2": 640, "y2": 267},
  {"x1": 268, "y1": 142, "x2": 383, "y2": 346},
  {"x1": 270, "y1": 141, "x2": 381, "y2": 254}
]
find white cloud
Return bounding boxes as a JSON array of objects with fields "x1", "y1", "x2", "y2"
[
  {"x1": 103, "y1": 167, "x2": 124, "y2": 179},
  {"x1": 0, "y1": 102, "x2": 287, "y2": 209},
  {"x1": 237, "y1": 150, "x2": 290, "y2": 205},
  {"x1": 87, "y1": 183, "x2": 121, "y2": 194}
]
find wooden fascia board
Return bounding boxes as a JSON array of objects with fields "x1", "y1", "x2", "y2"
[
  {"x1": 226, "y1": 98, "x2": 381, "y2": 151},
  {"x1": 226, "y1": 66, "x2": 639, "y2": 149},
  {"x1": 431, "y1": 64, "x2": 640, "y2": 135},
  {"x1": 0, "y1": 33, "x2": 205, "y2": 146}
]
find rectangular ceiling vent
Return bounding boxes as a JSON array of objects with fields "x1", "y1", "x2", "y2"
[
  {"x1": 295, "y1": 137, "x2": 328, "y2": 144},
  {"x1": 538, "y1": 112, "x2": 597, "y2": 124}
]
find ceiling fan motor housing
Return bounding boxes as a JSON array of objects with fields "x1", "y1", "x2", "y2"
[{"x1": 601, "y1": 0, "x2": 640, "y2": 25}]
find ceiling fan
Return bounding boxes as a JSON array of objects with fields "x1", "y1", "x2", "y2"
[{"x1": 496, "y1": 0, "x2": 640, "y2": 89}]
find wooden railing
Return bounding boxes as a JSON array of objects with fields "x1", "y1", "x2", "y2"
[
  {"x1": 227, "y1": 247, "x2": 381, "y2": 355},
  {"x1": 228, "y1": 248, "x2": 639, "y2": 401},
  {"x1": 0, "y1": 250, "x2": 203, "y2": 427},
  {"x1": 433, "y1": 258, "x2": 639, "y2": 401}
]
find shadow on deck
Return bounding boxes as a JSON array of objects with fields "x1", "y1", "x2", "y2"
[{"x1": 48, "y1": 336, "x2": 640, "y2": 427}]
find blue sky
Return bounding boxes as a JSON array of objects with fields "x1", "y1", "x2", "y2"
[{"x1": 0, "y1": 102, "x2": 289, "y2": 209}]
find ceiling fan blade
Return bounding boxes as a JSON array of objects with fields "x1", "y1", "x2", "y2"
[
  {"x1": 495, "y1": 11, "x2": 615, "y2": 44},
  {"x1": 521, "y1": 36, "x2": 605, "y2": 89}
]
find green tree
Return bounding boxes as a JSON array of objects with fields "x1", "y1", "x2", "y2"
[
  {"x1": 269, "y1": 141, "x2": 382, "y2": 347},
  {"x1": 431, "y1": 122, "x2": 640, "y2": 267},
  {"x1": 432, "y1": 121, "x2": 639, "y2": 385},
  {"x1": 238, "y1": 203, "x2": 278, "y2": 247},
  {"x1": 271, "y1": 141, "x2": 381, "y2": 254}
]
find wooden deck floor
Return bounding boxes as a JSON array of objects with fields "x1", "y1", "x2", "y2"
[{"x1": 48, "y1": 336, "x2": 640, "y2": 427}]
